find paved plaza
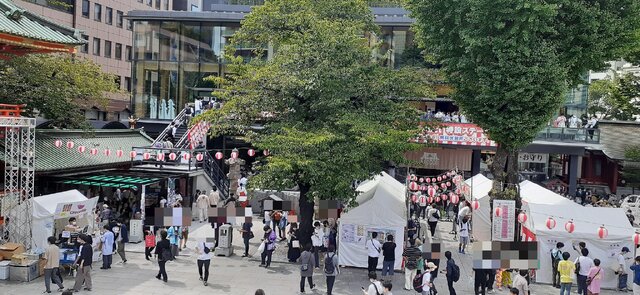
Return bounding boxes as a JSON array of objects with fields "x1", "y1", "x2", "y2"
[{"x1": 0, "y1": 219, "x2": 625, "y2": 295}]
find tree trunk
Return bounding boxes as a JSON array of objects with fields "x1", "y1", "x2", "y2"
[
  {"x1": 297, "y1": 182, "x2": 314, "y2": 247},
  {"x1": 489, "y1": 145, "x2": 522, "y2": 241}
]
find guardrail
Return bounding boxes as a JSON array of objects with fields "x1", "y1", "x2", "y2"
[
  {"x1": 130, "y1": 146, "x2": 206, "y2": 171},
  {"x1": 535, "y1": 127, "x2": 600, "y2": 143}
]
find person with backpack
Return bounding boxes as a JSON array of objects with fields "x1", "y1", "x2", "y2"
[
  {"x1": 427, "y1": 204, "x2": 440, "y2": 237},
  {"x1": 403, "y1": 239, "x2": 422, "y2": 290},
  {"x1": 366, "y1": 232, "x2": 382, "y2": 274},
  {"x1": 155, "y1": 230, "x2": 171, "y2": 282},
  {"x1": 324, "y1": 245, "x2": 339, "y2": 295},
  {"x1": 415, "y1": 262, "x2": 436, "y2": 295},
  {"x1": 195, "y1": 240, "x2": 213, "y2": 286},
  {"x1": 363, "y1": 272, "x2": 384, "y2": 295},
  {"x1": 551, "y1": 242, "x2": 564, "y2": 288},
  {"x1": 445, "y1": 251, "x2": 459, "y2": 295},
  {"x1": 299, "y1": 243, "x2": 316, "y2": 293},
  {"x1": 381, "y1": 234, "x2": 396, "y2": 282}
]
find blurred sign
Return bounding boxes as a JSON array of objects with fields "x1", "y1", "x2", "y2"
[
  {"x1": 419, "y1": 123, "x2": 497, "y2": 147},
  {"x1": 518, "y1": 153, "x2": 548, "y2": 164}
]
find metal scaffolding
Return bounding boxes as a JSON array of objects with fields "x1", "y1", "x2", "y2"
[{"x1": 0, "y1": 105, "x2": 35, "y2": 249}]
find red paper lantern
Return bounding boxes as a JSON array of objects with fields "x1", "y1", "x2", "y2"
[
  {"x1": 450, "y1": 194, "x2": 460, "y2": 204},
  {"x1": 157, "y1": 152, "x2": 165, "y2": 161},
  {"x1": 435, "y1": 196, "x2": 441, "y2": 203},
  {"x1": 66, "y1": 141, "x2": 75, "y2": 149},
  {"x1": 248, "y1": 149, "x2": 256, "y2": 157},
  {"x1": 103, "y1": 149, "x2": 112, "y2": 157},
  {"x1": 116, "y1": 149, "x2": 124, "y2": 157},
  {"x1": 441, "y1": 194, "x2": 448, "y2": 201},
  {"x1": 426, "y1": 178, "x2": 431, "y2": 183},
  {"x1": 410, "y1": 174, "x2": 416, "y2": 181},
  {"x1": 495, "y1": 207, "x2": 503, "y2": 217},
  {"x1": 431, "y1": 178, "x2": 436, "y2": 183},
  {"x1": 420, "y1": 185, "x2": 427, "y2": 191},
  {"x1": 129, "y1": 151, "x2": 137, "y2": 158},
  {"x1": 455, "y1": 188, "x2": 461, "y2": 194},
  {"x1": 196, "y1": 153, "x2": 204, "y2": 161},
  {"x1": 169, "y1": 153, "x2": 177, "y2": 161},
  {"x1": 231, "y1": 151, "x2": 239, "y2": 159},
  {"x1": 546, "y1": 217, "x2": 556, "y2": 230},
  {"x1": 183, "y1": 153, "x2": 192, "y2": 161},
  {"x1": 419, "y1": 178, "x2": 424, "y2": 183},
  {"x1": 565, "y1": 220, "x2": 575, "y2": 233},
  {"x1": 598, "y1": 225, "x2": 608, "y2": 239},
  {"x1": 427, "y1": 197, "x2": 433, "y2": 204},
  {"x1": 446, "y1": 181, "x2": 451, "y2": 187},
  {"x1": 442, "y1": 175, "x2": 447, "y2": 180},
  {"x1": 215, "y1": 152, "x2": 223, "y2": 160},
  {"x1": 427, "y1": 186, "x2": 436, "y2": 197},
  {"x1": 77, "y1": 146, "x2": 86, "y2": 153},
  {"x1": 634, "y1": 232, "x2": 640, "y2": 245},
  {"x1": 409, "y1": 182, "x2": 418, "y2": 191},
  {"x1": 440, "y1": 183, "x2": 447, "y2": 189},
  {"x1": 54, "y1": 140, "x2": 62, "y2": 148},
  {"x1": 437, "y1": 176, "x2": 442, "y2": 182},
  {"x1": 518, "y1": 212, "x2": 527, "y2": 224},
  {"x1": 143, "y1": 152, "x2": 151, "y2": 160},
  {"x1": 90, "y1": 148, "x2": 98, "y2": 156},
  {"x1": 472, "y1": 199, "x2": 480, "y2": 210},
  {"x1": 263, "y1": 149, "x2": 270, "y2": 156}
]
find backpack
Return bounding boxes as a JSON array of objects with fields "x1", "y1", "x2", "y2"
[
  {"x1": 324, "y1": 253, "x2": 336, "y2": 274},
  {"x1": 413, "y1": 272, "x2": 425, "y2": 292},
  {"x1": 431, "y1": 209, "x2": 440, "y2": 219},
  {"x1": 450, "y1": 263, "x2": 460, "y2": 282}
]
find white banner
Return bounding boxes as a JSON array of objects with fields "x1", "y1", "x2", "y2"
[
  {"x1": 54, "y1": 198, "x2": 98, "y2": 219},
  {"x1": 492, "y1": 199, "x2": 516, "y2": 241},
  {"x1": 518, "y1": 153, "x2": 548, "y2": 164}
]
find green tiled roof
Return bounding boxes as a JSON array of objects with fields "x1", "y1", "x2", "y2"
[
  {"x1": 0, "y1": 0, "x2": 85, "y2": 45},
  {"x1": 21, "y1": 129, "x2": 153, "y2": 173}
]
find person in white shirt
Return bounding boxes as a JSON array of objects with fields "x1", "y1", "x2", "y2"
[
  {"x1": 239, "y1": 174, "x2": 248, "y2": 190},
  {"x1": 366, "y1": 232, "x2": 382, "y2": 274},
  {"x1": 196, "y1": 193, "x2": 210, "y2": 223},
  {"x1": 617, "y1": 247, "x2": 631, "y2": 291},
  {"x1": 568, "y1": 115, "x2": 580, "y2": 128},
  {"x1": 574, "y1": 248, "x2": 594, "y2": 294},
  {"x1": 195, "y1": 240, "x2": 213, "y2": 286},
  {"x1": 555, "y1": 114, "x2": 567, "y2": 128},
  {"x1": 427, "y1": 205, "x2": 440, "y2": 238},
  {"x1": 362, "y1": 272, "x2": 384, "y2": 295},
  {"x1": 159, "y1": 198, "x2": 167, "y2": 208},
  {"x1": 420, "y1": 262, "x2": 437, "y2": 295},
  {"x1": 418, "y1": 195, "x2": 428, "y2": 219},
  {"x1": 311, "y1": 221, "x2": 325, "y2": 269},
  {"x1": 208, "y1": 188, "x2": 219, "y2": 208}
]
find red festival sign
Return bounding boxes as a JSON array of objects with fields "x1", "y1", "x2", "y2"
[{"x1": 418, "y1": 123, "x2": 497, "y2": 147}]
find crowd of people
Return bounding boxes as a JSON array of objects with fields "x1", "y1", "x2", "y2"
[{"x1": 421, "y1": 110, "x2": 469, "y2": 123}]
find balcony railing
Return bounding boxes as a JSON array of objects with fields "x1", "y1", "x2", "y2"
[{"x1": 535, "y1": 127, "x2": 600, "y2": 144}]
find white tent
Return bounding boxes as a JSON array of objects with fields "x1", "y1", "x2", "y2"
[
  {"x1": 464, "y1": 174, "x2": 493, "y2": 241},
  {"x1": 522, "y1": 201, "x2": 634, "y2": 289},
  {"x1": 338, "y1": 172, "x2": 406, "y2": 270},
  {"x1": 31, "y1": 190, "x2": 97, "y2": 251}
]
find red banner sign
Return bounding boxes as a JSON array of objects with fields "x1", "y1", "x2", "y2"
[{"x1": 418, "y1": 123, "x2": 497, "y2": 147}]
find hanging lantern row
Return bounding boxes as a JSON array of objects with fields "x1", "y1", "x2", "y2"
[
  {"x1": 409, "y1": 170, "x2": 458, "y2": 182},
  {"x1": 408, "y1": 181, "x2": 454, "y2": 192}
]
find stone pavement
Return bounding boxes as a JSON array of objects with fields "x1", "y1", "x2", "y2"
[{"x1": 0, "y1": 218, "x2": 624, "y2": 295}]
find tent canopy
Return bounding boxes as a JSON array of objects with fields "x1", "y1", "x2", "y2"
[
  {"x1": 463, "y1": 174, "x2": 492, "y2": 199},
  {"x1": 519, "y1": 180, "x2": 578, "y2": 206},
  {"x1": 32, "y1": 189, "x2": 88, "y2": 219},
  {"x1": 344, "y1": 172, "x2": 406, "y2": 226}
]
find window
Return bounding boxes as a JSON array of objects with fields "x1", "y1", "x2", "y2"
[
  {"x1": 163, "y1": 0, "x2": 169, "y2": 10},
  {"x1": 104, "y1": 41, "x2": 112, "y2": 58},
  {"x1": 127, "y1": 20, "x2": 133, "y2": 31},
  {"x1": 124, "y1": 77, "x2": 131, "y2": 92},
  {"x1": 92, "y1": 38, "x2": 101, "y2": 55},
  {"x1": 116, "y1": 11, "x2": 123, "y2": 28},
  {"x1": 137, "y1": 0, "x2": 143, "y2": 2},
  {"x1": 125, "y1": 45, "x2": 132, "y2": 61},
  {"x1": 155, "y1": 0, "x2": 160, "y2": 9},
  {"x1": 81, "y1": 0, "x2": 89, "y2": 18},
  {"x1": 114, "y1": 76, "x2": 121, "y2": 89},
  {"x1": 80, "y1": 34, "x2": 89, "y2": 53},
  {"x1": 93, "y1": 3, "x2": 101, "y2": 22},
  {"x1": 115, "y1": 43, "x2": 122, "y2": 59},
  {"x1": 147, "y1": 0, "x2": 152, "y2": 6},
  {"x1": 105, "y1": 7, "x2": 112, "y2": 25}
]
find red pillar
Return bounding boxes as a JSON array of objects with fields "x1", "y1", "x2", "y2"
[{"x1": 611, "y1": 161, "x2": 619, "y2": 194}]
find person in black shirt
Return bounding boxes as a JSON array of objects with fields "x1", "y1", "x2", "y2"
[
  {"x1": 381, "y1": 234, "x2": 396, "y2": 283},
  {"x1": 239, "y1": 221, "x2": 253, "y2": 257},
  {"x1": 155, "y1": 230, "x2": 171, "y2": 282},
  {"x1": 71, "y1": 234, "x2": 93, "y2": 292}
]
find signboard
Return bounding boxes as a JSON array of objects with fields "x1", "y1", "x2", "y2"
[
  {"x1": 54, "y1": 198, "x2": 98, "y2": 219},
  {"x1": 492, "y1": 199, "x2": 516, "y2": 242},
  {"x1": 518, "y1": 153, "x2": 548, "y2": 164},
  {"x1": 419, "y1": 123, "x2": 497, "y2": 147}
]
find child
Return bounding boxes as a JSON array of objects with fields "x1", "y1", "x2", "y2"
[
  {"x1": 587, "y1": 258, "x2": 602, "y2": 295},
  {"x1": 144, "y1": 229, "x2": 156, "y2": 260},
  {"x1": 558, "y1": 252, "x2": 575, "y2": 295},
  {"x1": 458, "y1": 216, "x2": 469, "y2": 254}
]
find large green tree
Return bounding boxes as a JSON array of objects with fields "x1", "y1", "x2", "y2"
[
  {"x1": 0, "y1": 54, "x2": 118, "y2": 128},
  {"x1": 589, "y1": 74, "x2": 640, "y2": 120},
  {"x1": 407, "y1": 0, "x2": 640, "y2": 201},
  {"x1": 201, "y1": 0, "x2": 432, "y2": 244}
]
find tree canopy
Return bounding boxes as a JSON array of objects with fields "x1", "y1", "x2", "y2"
[
  {"x1": 0, "y1": 54, "x2": 118, "y2": 128},
  {"x1": 407, "y1": 0, "x2": 640, "y2": 192},
  {"x1": 589, "y1": 74, "x2": 640, "y2": 121},
  {"x1": 201, "y1": 0, "x2": 433, "y2": 243}
]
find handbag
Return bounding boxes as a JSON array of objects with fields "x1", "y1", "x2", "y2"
[
  {"x1": 257, "y1": 241, "x2": 265, "y2": 254},
  {"x1": 249, "y1": 231, "x2": 255, "y2": 239},
  {"x1": 292, "y1": 240, "x2": 300, "y2": 248},
  {"x1": 586, "y1": 268, "x2": 600, "y2": 286}
]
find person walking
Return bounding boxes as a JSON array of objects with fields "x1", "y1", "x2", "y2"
[
  {"x1": 366, "y1": 232, "x2": 382, "y2": 274},
  {"x1": 617, "y1": 247, "x2": 631, "y2": 292},
  {"x1": 559, "y1": 252, "x2": 575, "y2": 295},
  {"x1": 43, "y1": 236, "x2": 64, "y2": 293},
  {"x1": 209, "y1": 188, "x2": 219, "y2": 208},
  {"x1": 403, "y1": 239, "x2": 422, "y2": 291},
  {"x1": 474, "y1": 268, "x2": 488, "y2": 295},
  {"x1": 575, "y1": 248, "x2": 594, "y2": 295},
  {"x1": 458, "y1": 216, "x2": 470, "y2": 254},
  {"x1": 196, "y1": 193, "x2": 210, "y2": 223},
  {"x1": 180, "y1": 226, "x2": 189, "y2": 249},
  {"x1": 381, "y1": 234, "x2": 396, "y2": 282},
  {"x1": 363, "y1": 272, "x2": 384, "y2": 295},
  {"x1": 195, "y1": 240, "x2": 213, "y2": 286},
  {"x1": 116, "y1": 219, "x2": 128, "y2": 264},
  {"x1": 71, "y1": 234, "x2": 93, "y2": 292},
  {"x1": 445, "y1": 251, "x2": 458, "y2": 295},
  {"x1": 311, "y1": 221, "x2": 324, "y2": 269},
  {"x1": 630, "y1": 256, "x2": 640, "y2": 295},
  {"x1": 427, "y1": 205, "x2": 440, "y2": 237},
  {"x1": 155, "y1": 230, "x2": 171, "y2": 282},
  {"x1": 299, "y1": 244, "x2": 316, "y2": 293},
  {"x1": 587, "y1": 258, "x2": 603, "y2": 295},
  {"x1": 144, "y1": 230, "x2": 156, "y2": 260},
  {"x1": 512, "y1": 270, "x2": 528, "y2": 295},
  {"x1": 418, "y1": 194, "x2": 428, "y2": 219},
  {"x1": 239, "y1": 221, "x2": 253, "y2": 257},
  {"x1": 287, "y1": 223, "x2": 301, "y2": 262},
  {"x1": 420, "y1": 262, "x2": 437, "y2": 295},
  {"x1": 100, "y1": 225, "x2": 114, "y2": 269},
  {"x1": 167, "y1": 226, "x2": 180, "y2": 259},
  {"x1": 324, "y1": 245, "x2": 339, "y2": 295},
  {"x1": 551, "y1": 242, "x2": 564, "y2": 288},
  {"x1": 260, "y1": 225, "x2": 276, "y2": 268}
]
